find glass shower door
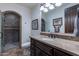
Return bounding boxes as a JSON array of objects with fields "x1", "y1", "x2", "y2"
[{"x1": 0, "y1": 11, "x2": 2, "y2": 53}]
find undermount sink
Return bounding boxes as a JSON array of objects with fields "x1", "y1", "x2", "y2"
[{"x1": 42, "y1": 38, "x2": 54, "y2": 41}]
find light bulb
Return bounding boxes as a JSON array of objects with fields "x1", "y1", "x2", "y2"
[
  {"x1": 45, "y1": 3, "x2": 50, "y2": 7},
  {"x1": 55, "y1": 3, "x2": 62, "y2": 6},
  {"x1": 49, "y1": 5, "x2": 54, "y2": 10},
  {"x1": 43, "y1": 8, "x2": 48, "y2": 12},
  {"x1": 40, "y1": 6, "x2": 44, "y2": 11}
]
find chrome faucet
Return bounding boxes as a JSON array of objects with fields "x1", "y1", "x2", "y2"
[
  {"x1": 48, "y1": 32, "x2": 55, "y2": 38},
  {"x1": 48, "y1": 34, "x2": 51, "y2": 38}
]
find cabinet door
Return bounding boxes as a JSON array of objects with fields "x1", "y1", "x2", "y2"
[
  {"x1": 54, "y1": 49, "x2": 71, "y2": 56},
  {"x1": 30, "y1": 39, "x2": 36, "y2": 56},
  {"x1": 35, "y1": 40, "x2": 53, "y2": 55},
  {"x1": 35, "y1": 47, "x2": 48, "y2": 56},
  {"x1": 30, "y1": 45, "x2": 36, "y2": 56}
]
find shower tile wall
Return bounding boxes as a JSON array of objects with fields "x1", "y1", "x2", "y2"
[
  {"x1": 3, "y1": 13, "x2": 19, "y2": 44},
  {"x1": 4, "y1": 30, "x2": 19, "y2": 44}
]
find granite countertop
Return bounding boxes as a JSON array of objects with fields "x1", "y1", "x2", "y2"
[
  {"x1": 41, "y1": 32, "x2": 75, "y2": 37},
  {"x1": 30, "y1": 35, "x2": 79, "y2": 56}
]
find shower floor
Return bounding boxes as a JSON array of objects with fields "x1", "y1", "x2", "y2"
[{"x1": 3, "y1": 42, "x2": 19, "y2": 52}]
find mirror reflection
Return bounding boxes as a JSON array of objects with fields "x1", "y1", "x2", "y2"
[{"x1": 41, "y1": 3, "x2": 79, "y2": 36}]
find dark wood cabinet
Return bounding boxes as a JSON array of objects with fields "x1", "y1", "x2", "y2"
[
  {"x1": 65, "y1": 4, "x2": 79, "y2": 33},
  {"x1": 35, "y1": 47, "x2": 48, "y2": 56},
  {"x1": 30, "y1": 38, "x2": 36, "y2": 56},
  {"x1": 30, "y1": 39, "x2": 53, "y2": 56},
  {"x1": 30, "y1": 38, "x2": 72, "y2": 56},
  {"x1": 54, "y1": 49, "x2": 71, "y2": 56},
  {"x1": 35, "y1": 40, "x2": 53, "y2": 55}
]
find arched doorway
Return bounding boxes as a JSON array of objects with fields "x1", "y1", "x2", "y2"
[
  {"x1": 41, "y1": 18, "x2": 45, "y2": 32},
  {"x1": 2, "y1": 11, "x2": 21, "y2": 51}
]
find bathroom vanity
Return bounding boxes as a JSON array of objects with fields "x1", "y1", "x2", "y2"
[
  {"x1": 30, "y1": 35, "x2": 79, "y2": 56},
  {"x1": 30, "y1": 4, "x2": 79, "y2": 56}
]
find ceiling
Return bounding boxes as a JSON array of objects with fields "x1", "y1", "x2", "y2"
[
  {"x1": 18, "y1": 3, "x2": 38, "y2": 9},
  {"x1": 18, "y1": 3, "x2": 70, "y2": 11}
]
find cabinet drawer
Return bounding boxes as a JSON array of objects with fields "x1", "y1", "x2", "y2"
[{"x1": 35, "y1": 40, "x2": 53, "y2": 55}]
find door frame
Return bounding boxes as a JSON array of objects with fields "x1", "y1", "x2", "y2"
[{"x1": 19, "y1": 13, "x2": 22, "y2": 48}]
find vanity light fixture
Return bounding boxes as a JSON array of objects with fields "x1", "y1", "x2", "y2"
[
  {"x1": 55, "y1": 3, "x2": 62, "y2": 7},
  {"x1": 40, "y1": 6, "x2": 44, "y2": 11},
  {"x1": 49, "y1": 4, "x2": 54, "y2": 10},
  {"x1": 45, "y1": 3, "x2": 51, "y2": 7},
  {"x1": 43, "y1": 8, "x2": 48, "y2": 12},
  {"x1": 40, "y1": 3, "x2": 62, "y2": 13}
]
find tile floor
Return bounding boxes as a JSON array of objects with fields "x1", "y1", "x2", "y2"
[
  {"x1": 3, "y1": 43, "x2": 19, "y2": 51},
  {"x1": 0, "y1": 48, "x2": 30, "y2": 56}
]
